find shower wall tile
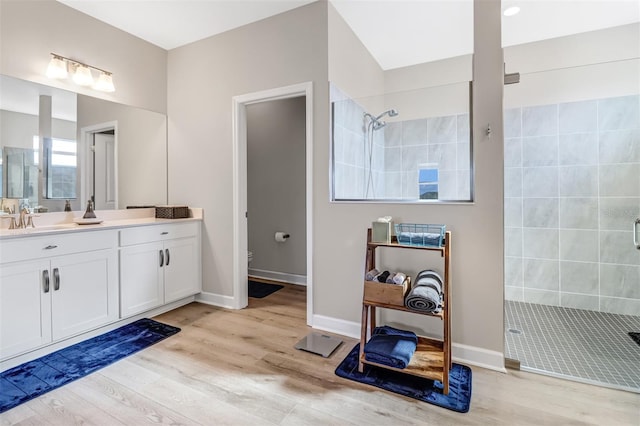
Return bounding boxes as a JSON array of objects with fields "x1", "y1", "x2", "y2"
[
  {"x1": 523, "y1": 167, "x2": 558, "y2": 197},
  {"x1": 600, "y1": 296, "x2": 640, "y2": 316},
  {"x1": 523, "y1": 288, "x2": 560, "y2": 306},
  {"x1": 427, "y1": 116, "x2": 456, "y2": 144},
  {"x1": 598, "y1": 95, "x2": 640, "y2": 131},
  {"x1": 384, "y1": 122, "x2": 402, "y2": 147},
  {"x1": 402, "y1": 170, "x2": 419, "y2": 199},
  {"x1": 599, "y1": 163, "x2": 640, "y2": 197},
  {"x1": 598, "y1": 129, "x2": 640, "y2": 164},
  {"x1": 558, "y1": 133, "x2": 598, "y2": 166},
  {"x1": 600, "y1": 230, "x2": 640, "y2": 265},
  {"x1": 599, "y1": 197, "x2": 640, "y2": 231},
  {"x1": 504, "y1": 138, "x2": 522, "y2": 167},
  {"x1": 559, "y1": 198, "x2": 598, "y2": 229},
  {"x1": 438, "y1": 170, "x2": 457, "y2": 200},
  {"x1": 559, "y1": 100, "x2": 597, "y2": 134},
  {"x1": 372, "y1": 143, "x2": 385, "y2": 171},
  {"x1": 343, "y1": 129, "x2": 365, "y2": 168},
  {"x1": 457, "y1": 113, "x2": 470, "y2": 142},
  {"x1": 505, "y1": 286, "x2": 524, "y2": 302},
  {"x1": 559, "y1": 230, "x2": 598, "y2": 262},
  {"x1": 522, "y1": 136, "x2": 558, "y2": 167},
  {"x1": 504, "y1": 107, "x2": 522, "y2": 138},
  {"x1": 456, "y1": 170, "x2": 471, "y2": 200},
  {"x1": 523, "y1": 228, "x2": 558, "y2": 259},
  {"x1": 401, "y1": 145, "x2": 428, "y2": 172},
  {"x1": 456, "y1": 143, "x2": 470, "y2": 170},
  {"x1": 504, "y1": 197, "x2": 523, "y2": 228},
  {"x1": 559, "y1": 165, "x2": 598, "y2": 197},
  {"x1": 523, "y1": 104, "x2": 558, "y2": 137},
  {"x1": 560, "y1": 261, "x2": 599, "y2": 294},
  {"x1": 427, "y1": 143, "x2": 456, "y2": 170},
  {"x1": 384, "y1": 147, "x2": 402, "y2": 172},
  {"x1": 402, "y1": 119, "x2": 427, "y2": 145},
  {"x1": 505, "y1": 256, "x2": 524, "y2": 286},
  {"x1": 384, "y1": 172, "x2": 403, "y2": 199},
  {"x1": 505, "y1": 227, "x2": 523, "y2": 257},
  {"x1": 600, "y1": 264, "x2": 640, "y2": 299},
  {"x1": 504, "y1": 168, "x2": 522, "y2": 197},
  {"x1": 560, "y1": 293, "x2": 599, "y2": 311},
  {"x1": 333, "y1": 126, "x2": 345, "y2": 164},
  {"x1": 523, "y1": 198, "x2": 558, "y2": 228},
  {"x1": 523, "y1": 258, "x2": 559, "y2": 291}
]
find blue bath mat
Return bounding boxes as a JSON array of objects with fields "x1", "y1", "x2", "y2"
[
  {"x1": 335, "y1": 344, "x2": 472, "y2": 413},
  {"x1": 249, "y1": 280, "x2": 284, "y2": 298},
  {"x1": 0, "y1": 318, "x2": 180, "y2": 413}
]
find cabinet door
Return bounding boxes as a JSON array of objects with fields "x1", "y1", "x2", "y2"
[
  {"x1": 0, "y1": 260, "x2": 52, "y2": 360},
  {"x1": 50, "y1": 249, "x2": 119, "y2": 341},
  {"x1": 120, "y1": 242, "x2": 164, "y2": 317},
  {"x1": 163, "y1": 237, "x2": 200, "y2": 303}
]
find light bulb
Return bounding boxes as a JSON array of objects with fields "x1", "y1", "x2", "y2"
[
  {"x1": 73, "y1": 64, "x2": 94, "y2": 86},
  {"x1": 46, "y1": 56, "x2": 68, "y2": 79},
  {"x1": 93, "y1": 72, "x2": 115, "y2": 92}
]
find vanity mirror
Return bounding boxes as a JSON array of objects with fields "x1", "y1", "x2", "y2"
[{"x1": 0, "y1": 74, "x2": 167, "y2": 212}]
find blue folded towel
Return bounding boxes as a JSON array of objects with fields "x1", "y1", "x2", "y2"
[
  {"x1": 397, "y1": 232, "x2": 441, "y2": 246},
  {"x1": 364, "y1": 326, "x2": 418, "y2": 369}
]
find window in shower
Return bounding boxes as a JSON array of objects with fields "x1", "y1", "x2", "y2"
[{"x1": 330, "y1": 81, "x2": 473, "y2": 202}]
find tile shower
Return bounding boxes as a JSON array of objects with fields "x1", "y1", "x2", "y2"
[
  {"x1": 504, "y1": 94, "x2": 640, "y2": 316},
  {"x1": 332, "y1": 86, "x2": 471, "y2": 201},
  {"x1": 504, "y1": 93, "x2": 640, "y2": 392}
]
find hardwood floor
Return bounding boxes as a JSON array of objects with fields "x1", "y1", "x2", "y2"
[{"x1": 3, "y1": 283, "x2": 639, "y2": 425}]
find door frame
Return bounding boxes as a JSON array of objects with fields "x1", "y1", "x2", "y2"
[
  {"x1": 232, "y1": 82, "x2": 313, "y2": 326},
  {"x1": 79, "y1": 121, "x2": 118, "y2": 210}
]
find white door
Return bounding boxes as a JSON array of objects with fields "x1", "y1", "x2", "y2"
[
  {"x1": 50, "y1": 249, "x2": 118, "y2": 341},
  {"x1": 93, "y1": 132, "x2": 116, "y2": 210}
]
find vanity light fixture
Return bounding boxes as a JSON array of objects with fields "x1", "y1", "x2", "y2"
[{"x1": 45, "y1": 53, "x2": 115, "y2": 93}]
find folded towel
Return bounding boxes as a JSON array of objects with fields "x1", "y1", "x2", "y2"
[
  {"x1": 376, "y1": 271, "x2": 391, "y2": 283},
  {"x1": 397, "y1": 232, "x2": 441, "y2": 246},
  {"x1": 392, "y1": 272, "x2": 406, "y2": 285},
  {"x1": 386, "y1": 272, "x2": 397, "y2": 284},
  {"x1": 365, "y1": 268, "x2": 379, "y2": 281},
  {"x1": 364, "y1": 326, "x2": 418, "y2": 369}
]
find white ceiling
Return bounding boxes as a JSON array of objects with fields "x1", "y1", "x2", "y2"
[{"x1": 48, "y1": 1, "x2": 640, "y2": 70}]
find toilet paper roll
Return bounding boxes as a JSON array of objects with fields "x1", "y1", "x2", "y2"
[{"x1": 275, "y1": 232, "x2": 290, "y2": 242}]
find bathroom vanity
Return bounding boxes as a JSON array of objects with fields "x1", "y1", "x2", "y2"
[{"x1": 0, "y1": 209, "x2": 202, "y2": 370}]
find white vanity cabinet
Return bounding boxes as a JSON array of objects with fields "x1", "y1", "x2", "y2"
[
  {"x1": 119, "y1": 222, "x2": 200, "y2": 318},
  {"x1": 0, "y1": 231, "x2": 119, "y2": 360}
]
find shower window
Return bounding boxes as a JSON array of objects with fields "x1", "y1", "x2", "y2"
[{"x1": 330, "y1": 81, "x2": 473, "y2": 202}]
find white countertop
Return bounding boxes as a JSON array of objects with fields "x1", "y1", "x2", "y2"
[{"x1": 0, "y1": 208, "x2": 203, "y2": 240}]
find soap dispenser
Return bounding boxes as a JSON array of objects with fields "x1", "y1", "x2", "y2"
[
  {"x1": 83, "y1": 200, "x2": 96, "y2": 219},
  {"x1": 64, "y1": 200, "x2": 72, "y2": 212}
]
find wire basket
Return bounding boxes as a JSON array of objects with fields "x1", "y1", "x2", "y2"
[{"x1": 394, "y1": 223, "x2": 446, "y2": 247}]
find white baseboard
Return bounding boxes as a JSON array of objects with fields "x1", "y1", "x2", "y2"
[
  {"x1": 311, "y1": 314, "x2": 506, "y2": 372},
  {"x1": 196, "y1": 291, "x2": 237, "y2": 309},
  {"x1": 249, "y1": 268, "x2": 306, "y2": 286}
]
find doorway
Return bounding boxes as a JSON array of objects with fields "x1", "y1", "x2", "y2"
[
  {"x1": 232, "y1": 82, "x2": 314, "y2": 325},
  {"x1": 80, "y1": 121, "x2": 118, "y2": 210}
]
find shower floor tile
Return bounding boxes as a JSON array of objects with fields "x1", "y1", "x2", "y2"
[{"x1": 505, "y1": 300, "x2": 640, "y2": 392}]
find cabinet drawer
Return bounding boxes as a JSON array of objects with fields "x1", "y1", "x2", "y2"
[
  {"x1": 0, "y1": 230, "x2": 117, "y2": 264},
  {"x1": 119, "y1": 222, "x2": 199, "y2": 247}
]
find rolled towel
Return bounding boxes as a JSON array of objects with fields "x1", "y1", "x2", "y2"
[
  {"x1": 376, "y1": 271, "x2": 391, "y2": 283},
  {"x1": 385, "y1": 272, "x2": 396, "y2": 284},
  {"x1": 364, "y1": 326, "x2": 418, "y2": 369},
  {"x1": 405, "y1": 270, "x2": 443, "y2": 313},
  {"x1": 392, "y1": 272, "x2": 406, "y2": 285},
  {"x1": 365, "y1": 268, "x2": 379, "y2": 281}
]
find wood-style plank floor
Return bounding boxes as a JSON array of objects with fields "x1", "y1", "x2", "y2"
[{"x1": 2, "y1": 283, "x2": 639, "y2": 425}]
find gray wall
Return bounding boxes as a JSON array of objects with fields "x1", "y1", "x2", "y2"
[
  {"x1": 247, "y1": 97, "x2": 307, "y2": 278},
  {"x1": 0, "y1": 0, "x2": 167, "y2": 113}
]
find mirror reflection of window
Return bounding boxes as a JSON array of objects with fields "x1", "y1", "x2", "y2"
[{"x1": 44, "y1": 137, "x2": 77, "y2": 199}]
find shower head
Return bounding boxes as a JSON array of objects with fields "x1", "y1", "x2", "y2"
[{"x1": 375, "y1": 109, "x2": 399, "y2": 120}]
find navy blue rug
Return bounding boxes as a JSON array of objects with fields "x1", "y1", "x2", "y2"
[
  {"x1": 335, "y1": 344, "x2": 472, "y2": 413},
  {"x1": 249, "y1": 280, "x2": 284, "y2": 298},
  {"x1": 0, "y1": 318, "x2": 180, "y2": 413}
]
